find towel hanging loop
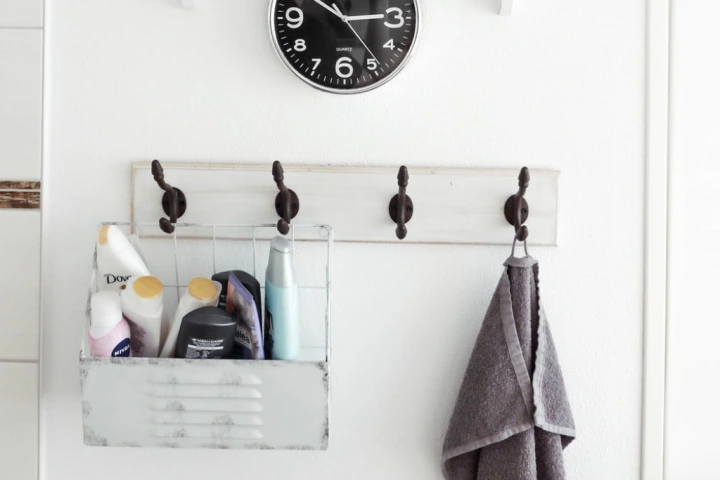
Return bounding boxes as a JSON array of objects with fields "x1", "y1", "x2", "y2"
[
  {"x1": 511, "y1": 237, "x2": 529, "y2": 257},
  {"x1": 151, "y1": 160, "x2": 187, "y2": 234},
  {"x1": 389, "y1": 166, "x2": 413, "y2": 240},
  {"x1": 504, "y1": 167, "x2": 530, "y2": 241},
  {"x1": 272, "y1": 161, "x2": 300, "y2": 235}
]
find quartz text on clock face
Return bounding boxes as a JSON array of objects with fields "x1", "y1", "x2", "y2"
[{"x1": 271, "y1": 0, "x2": 419, "y2": 93}]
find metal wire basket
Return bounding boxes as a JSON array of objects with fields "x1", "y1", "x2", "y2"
[{"x1": 79, "y1": 222, "x2": 333, "y2": 450}]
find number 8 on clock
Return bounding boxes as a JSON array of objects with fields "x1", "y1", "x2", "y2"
[{"x1": 270, "y1": 0, "x2": 420, "y2": 94}]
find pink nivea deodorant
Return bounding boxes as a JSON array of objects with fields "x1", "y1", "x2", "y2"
[{"x1": 89, "y1": 291, "x2": 132, "y2": 357}]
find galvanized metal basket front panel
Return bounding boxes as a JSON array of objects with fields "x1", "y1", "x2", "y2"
[{"x1": 80, "y1": 358, "x2": 329, "y2": 450}]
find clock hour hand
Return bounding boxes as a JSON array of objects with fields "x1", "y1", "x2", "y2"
[
  {"x1": 314, "y1": 0, "x2": 343, "y2": 18},
  {"x1": 346, "y1": 14, "x2": 385, "y2": 21}
]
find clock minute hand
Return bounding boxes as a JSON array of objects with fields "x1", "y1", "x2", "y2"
[
  {"x1": 332, "y1": 3, "x2": 379, "y2": 62},
  {"x1": 346, "y1": 14, "x2": 385, "y2": 21},
  {"x1": 314, "y1": 0, "x2": 343, "y2": 18}
]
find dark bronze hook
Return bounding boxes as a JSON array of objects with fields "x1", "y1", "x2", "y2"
[
  {"x1": 151, "y1": 160, "x2": 187, "y2": 234},
  {"x1": 504, "y1": 167, "x2": 530, "y2": 242},
  {"x1": 389, "y1": 166, "x2": 414, "y2": 240},
  {"x1": 272, "y1": 161, "x2": 300, "y2": 235}
]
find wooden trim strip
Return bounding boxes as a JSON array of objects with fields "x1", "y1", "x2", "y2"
[
  {"x1": 0, "y1": 191, "x2": 40, "y2": 209},
  {"x1": 0, "y1": 181, "x2": 41, "y2": 190}
]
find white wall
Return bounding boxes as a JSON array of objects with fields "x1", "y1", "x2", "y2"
[
  {"x1": 665, "y1": 1, "x2": 720, "y2": 477},
  {"x1": 42, "y1": 0, "x2": 647, "y2": 478}
]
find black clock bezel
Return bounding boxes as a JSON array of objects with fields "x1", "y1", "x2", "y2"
[{"x1": 268, "y1": 0, "x2": 421, "y2": 95}]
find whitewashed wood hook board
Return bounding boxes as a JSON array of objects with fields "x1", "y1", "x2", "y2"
[{"x1": 131, "y1": 162, "x2": 560, "y2": 246}]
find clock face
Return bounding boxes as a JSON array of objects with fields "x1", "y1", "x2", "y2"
[{"x1": 270, "y1": 0, "x2": 420, "y2": 94}]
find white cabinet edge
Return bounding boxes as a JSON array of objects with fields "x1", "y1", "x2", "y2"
[{"x1": 641, "y1": 0, "x2": 670, "y2": 478}]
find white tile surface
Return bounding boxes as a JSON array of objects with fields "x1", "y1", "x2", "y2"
[
  {"x1": 0, "y1": 210, "x2": 40, "y2": 360},
  {"x1": 0, "y1": 362, "x2": 38, "y2": 480},
  {"x1": 0, "y1": 0, "x2": 43, "y2": 27},
  {"x1": 0, "y1": 29, "x2": 42, "y2": 181}
]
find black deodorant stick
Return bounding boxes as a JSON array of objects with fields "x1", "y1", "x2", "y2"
[{"x1": 175, "y1": 307, "x2": 237, "y2": 359}]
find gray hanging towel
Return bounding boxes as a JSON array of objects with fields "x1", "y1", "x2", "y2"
[{"x1": 442, "y1": 256, "x2": 575, "y2": 480}]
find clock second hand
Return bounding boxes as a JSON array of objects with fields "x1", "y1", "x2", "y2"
[{"x1": 332, "y1": 4, "x2": 379, "y2": 63}]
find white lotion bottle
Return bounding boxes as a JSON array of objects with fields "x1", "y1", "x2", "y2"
[
  {"x1": 160, "y1": 277, "x2": 221, "y2": 358},
  {"x1": 265, "y1": 236, "x2": 300, "y2": 361},
  {"x1": 120, "y1": 276, "x2": 164, "y2": 357},
  {"x1": 96, "y1": 225, "x2": 150, "y2": 291},
  {"x1": 89, "y1": 291, "x2": 132, "y2": 358}
]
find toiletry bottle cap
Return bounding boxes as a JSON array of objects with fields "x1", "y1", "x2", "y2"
[
  {"x1": 266, "y1": 236, "x2": 296, "y2": 287},
  {"x1": 98, "y1": 224, "x2": 131, "y2": 248},
  {"x1": 97, "y1": 225, "x2": 111, "y2": 245},
  {"x1": 132, "y1": 276, "x2": 163, "y2": 299},
  {"x1": 270, "y1": 236, "x2": 292, "y2": 254},
  {"x1": 188, "y1": 277, "x2": 218, "y2": 301},
  {"x1": 91, "y1": 291, "x2": 123, "y2": 328}
]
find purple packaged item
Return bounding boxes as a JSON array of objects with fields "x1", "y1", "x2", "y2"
[{"x1": 226, "y1": 272, "x2": 265, "y2": 359}]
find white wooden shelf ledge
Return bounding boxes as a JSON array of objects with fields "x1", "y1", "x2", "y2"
[
  {"x1": 499, "y1": 0, "x2": 514, "y2": 16},
  {"x1": 180, "y1": 0, "x2": 195, "y2": 10}
]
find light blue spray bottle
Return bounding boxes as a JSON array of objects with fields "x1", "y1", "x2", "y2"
[{"x1": 265, "y1": 236, "x2": 299, "y2": 360}]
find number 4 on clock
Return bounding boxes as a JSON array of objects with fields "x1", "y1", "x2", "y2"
[{"x1": 383, "y1": 39, "x2": 396, "y2": 51}]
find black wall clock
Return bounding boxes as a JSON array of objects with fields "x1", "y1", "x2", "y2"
[{"x1": 269, "y1": 0, "x2": 420, "y2": 94}]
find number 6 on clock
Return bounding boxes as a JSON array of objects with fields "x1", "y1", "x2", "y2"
[{"x1": 335, "y1": 57, "x2": 353, "y2": 78}]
